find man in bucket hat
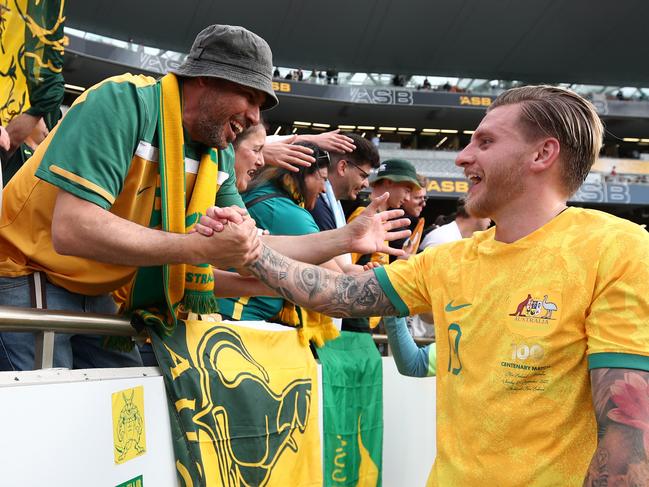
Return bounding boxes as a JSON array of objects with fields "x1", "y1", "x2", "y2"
[
  {"x1": 0, "y1": 24, "x2": 410, "y2": 371},
  {"x1": 0, "y1": 24, "x2": 272, "y2": 370}
]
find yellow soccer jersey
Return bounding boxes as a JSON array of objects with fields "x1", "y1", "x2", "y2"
[{"x1": 374, "y1": 207, "x2": 649, "y2": 486}]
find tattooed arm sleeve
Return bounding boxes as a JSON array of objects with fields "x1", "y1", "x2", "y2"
[
  {"x1": 247, "y1": 242, "x2": 397, "y2": 318},
  {"x1": 583, "y1": 368, "x2": 649, "y2": 485}
]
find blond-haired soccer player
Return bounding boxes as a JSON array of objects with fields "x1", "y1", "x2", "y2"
[{"x1": 206, "y1": 85, "x2": 649, "y2": 485}]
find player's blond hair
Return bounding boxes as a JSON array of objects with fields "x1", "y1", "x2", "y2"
[{"x1": 490, "y1": 85, "x2": 604, "y2": 195}]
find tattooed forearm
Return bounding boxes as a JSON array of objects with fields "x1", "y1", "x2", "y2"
[
  {"x1": 248, "y1": 243, "x2": 397, "y2": 318},
  {"x1": 583, "y1": 368, "x2": 649, "y2": 486},
  {"x1": 296, "y1": 266, "x2": 331, "y2": 299}
]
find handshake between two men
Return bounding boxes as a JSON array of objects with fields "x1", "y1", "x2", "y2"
[{"x1": 191, "y1": 192, "x2": 410, "y2": 314}]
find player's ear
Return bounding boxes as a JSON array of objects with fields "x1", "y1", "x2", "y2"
[{"x1": 530, "y1": 137, "x2": 560, "y2": 174}]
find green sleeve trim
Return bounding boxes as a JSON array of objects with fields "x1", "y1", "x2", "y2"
[
  {"x1": 588, "y1": 352, "x2": 649, "y2": 372},
  {"x1": 427, "y1": 343, "x2": 437, "y2": 377},
  {"x1": 373, "y1": 266, "x2": 410, "y2": 318},
  {"x1": 36, "y1": 168, "x2": 112, "y2": 209}
]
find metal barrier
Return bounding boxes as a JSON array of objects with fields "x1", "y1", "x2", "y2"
[
  {"x1": 0, "y1": 306, "x2": 137, "y2": 369},
  {"x1": 0, "y1": 306, "x2": 435, "y2": 369}
]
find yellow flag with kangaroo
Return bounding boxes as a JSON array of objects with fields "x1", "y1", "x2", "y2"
[
  {"x1": 149, "y1": 320, "x2": 322, "y2": 487},
  {"x1": 0, "y1": 0, "x2": 66, "y2": 126}
]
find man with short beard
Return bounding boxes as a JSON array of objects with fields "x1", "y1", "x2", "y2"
[
  {"x1": 230, "y1": 85, "x2": 649, "y2": 486},
  {"x1": 0, "y1": 25, "x2": 407, "y2": 371},
  {"x1": 0, "y1": 24, "x2": 276, "y2": 370}
]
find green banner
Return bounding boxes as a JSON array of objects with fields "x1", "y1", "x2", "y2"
[
  {"x1": 149, "y1": 320, "x2": 321, "y2": 487},
  {"x1": 318, "y1": 331, "x2": 383, "y2": 486}
]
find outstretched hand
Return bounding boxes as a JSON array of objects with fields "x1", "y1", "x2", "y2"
[
  {"x1": 302, "y1": 129, "x2": 356, "y2": 153},
  {"x1": 263, "y1": 135, "x2": 315, "y2": 172},
  {"x1": 345, "y1": 193, "x2": 411, "y2": 257}
]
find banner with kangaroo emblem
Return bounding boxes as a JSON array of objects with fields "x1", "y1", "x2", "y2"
[{"x1": 149, "y1": 320, "x2": 322, "y2": 487}]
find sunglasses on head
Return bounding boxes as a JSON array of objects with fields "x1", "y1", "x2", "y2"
[{"x1": 314, "y1": 150, "x2": 331, "y2": 168}]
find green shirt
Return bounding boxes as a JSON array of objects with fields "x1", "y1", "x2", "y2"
[
  {"x1": 0, "y1": 73, "x2": 241, "y2": 301},
  {"x1": 218, "y1": 180, "x2": 320, "y2": 321}
]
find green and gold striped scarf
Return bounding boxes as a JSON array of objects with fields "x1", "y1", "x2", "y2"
[{"x1": 123, "y1": 73, "x2": 220, "y2": 340}]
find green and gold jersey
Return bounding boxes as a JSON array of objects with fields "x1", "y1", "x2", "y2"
[
  {"x1": 374, "y1": 207, "x2": 649, "y2": 486},
  {"x1": 0, "y1": 73, "x2": 241, "y2": 297}
]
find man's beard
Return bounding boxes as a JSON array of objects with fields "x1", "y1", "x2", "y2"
[
  {"x1": 196, "y1": 97, "x2": 229, "y2": 148},
  {"x1": 465, "y1": 162, "x2": 525, "y2": 218}
]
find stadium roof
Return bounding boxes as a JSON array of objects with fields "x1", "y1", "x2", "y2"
[{"x1": 67, "y1": 0, "x2": 649, "y2": 87}]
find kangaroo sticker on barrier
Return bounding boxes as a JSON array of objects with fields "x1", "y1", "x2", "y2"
[{"x1": 112, "y1": 386, "x2": 147, "y2": 464}]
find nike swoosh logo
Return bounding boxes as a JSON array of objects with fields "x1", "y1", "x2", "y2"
[
  {"x1": 445, "y1": 300, "x2": 472, "y2": 312},
  {"x1": 137, "y1": 185, "x2": 152, "y2": 196}
]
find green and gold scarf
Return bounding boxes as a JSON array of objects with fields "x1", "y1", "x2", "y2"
[{"x1": 119, "y1": 73, "x2": 220, "y2": 341}]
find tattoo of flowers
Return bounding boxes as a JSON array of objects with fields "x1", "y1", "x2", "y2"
[{"x1": 607, "y1": 371, "x2": 649, "y2": 458}]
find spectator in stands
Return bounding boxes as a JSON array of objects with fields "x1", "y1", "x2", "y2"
[
  {"x1": 0, "y1": 125, "x2": 8, "y2": 211},
  {"x1": 296, "y1": 69, "x2": 304, "y2": 81},
  {"x1": 235, "y1": 122, "x2": 355, "y2": 194},
  {"x1": 392, "y1": 74, "x2": 406, "y2": 87},
  {"x1": 422, "y1": 78, "x2": 432, "y2": 90},
  {"x1": 309, "y1": 133, "x2": 380, "y2": 232},
  {"x1": 273, "y1": 67, "x2": 280, "y2": 78},
  {"x1": 350, "y1": 158, "x2": 421, "y2": 242},
  {"x1": 420, "y1": 197, "x2": 490, "y2": 249},
  {"x1": 219, "y1": 143, "x2": 346, "y2": 323},
  {"x1": 326, "y1": 69, "x2": 338, "y2": 85},
  {"x1": 402, "y1": 183, "x2": 427, "y2": 219},
  {"x1": 233, "y1": 123, "x2": 266, "y2": 192},
  {"x1": 0, "y1": 24, "x2": 278, "y2": 370},
  {"x1": 389, "y1": 179, "x2": 428, "y2": 260}
]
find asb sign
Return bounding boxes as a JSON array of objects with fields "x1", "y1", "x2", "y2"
[
  {"x1": 426, "y1": 178, "x2": 469, "y2": 197},
  {"x1": 350, "y1": 87, "x2": 414, "y2": 105},
  {"x1": 424, "y1": 177, "x2": 649, "y2": 205}
]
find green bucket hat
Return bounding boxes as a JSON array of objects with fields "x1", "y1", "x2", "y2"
[
  {"x1": 372, "y1": 158, "x2": 421, "y2": 189},
  {"x1": 171, "y1": 24, "x2": 278, "y2": 110}
]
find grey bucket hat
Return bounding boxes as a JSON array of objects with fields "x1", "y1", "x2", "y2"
[{"x1": 171, "y1": 24, "x2": 279, "y2": 110}]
